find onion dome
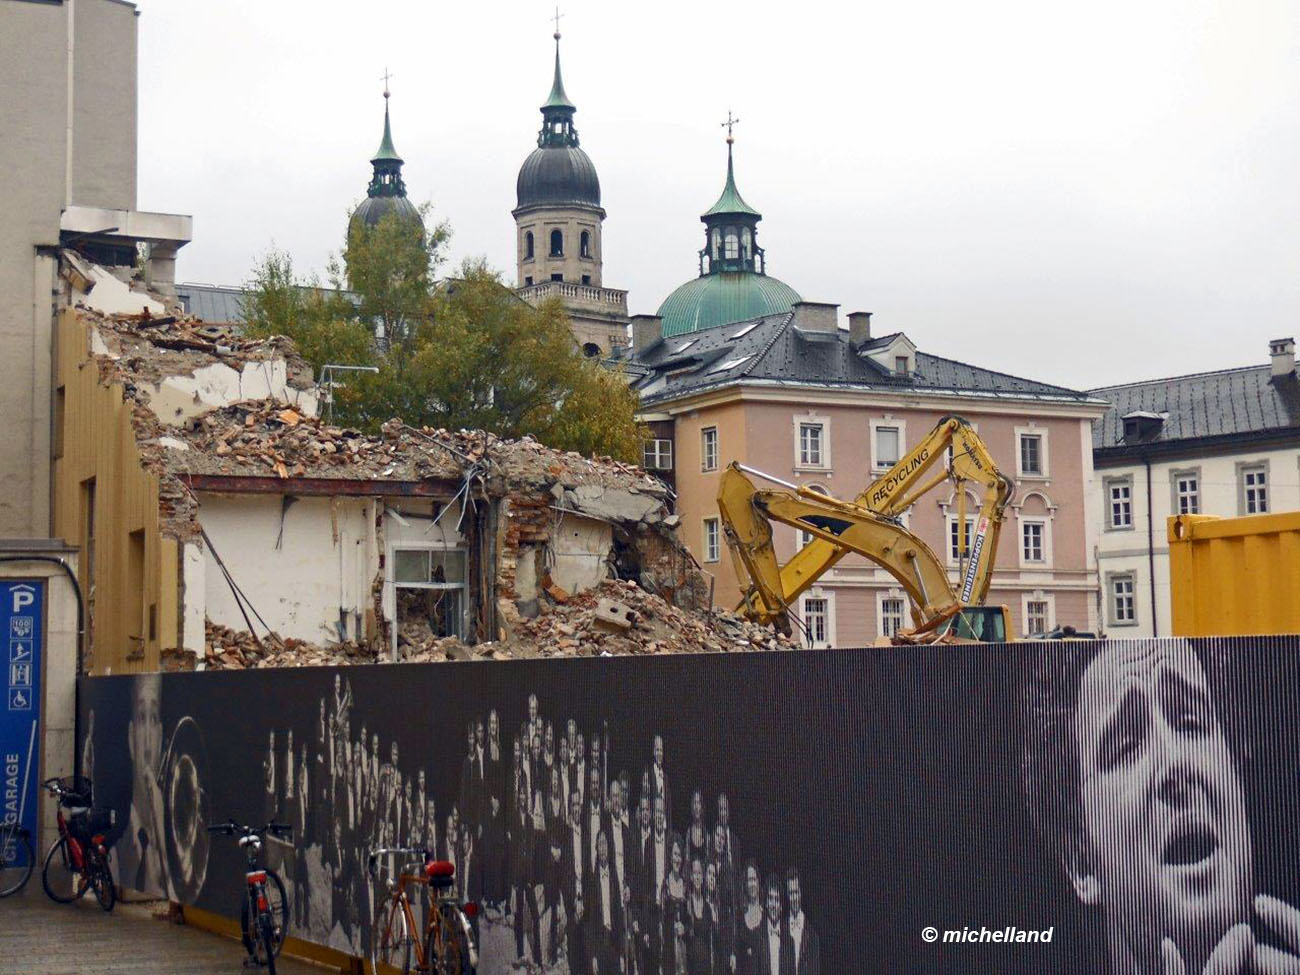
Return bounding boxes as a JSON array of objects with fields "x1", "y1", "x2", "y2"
[
  {"x1": 351, "y1": 89, "x2": 423, "y2": 231},
  {"x1": 657, "y1": 128, "x2": 800, "y2": 336},
  {"x1": 513, "y1": 31, "x2": 603, "y2": 215}
]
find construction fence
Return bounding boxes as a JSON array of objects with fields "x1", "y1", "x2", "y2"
[{"x1": 78, "y1": 638, "x2": 1300, "y2": 973}]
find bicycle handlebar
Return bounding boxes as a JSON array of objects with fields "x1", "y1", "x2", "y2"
[
  {"x1": 206, "y1": 820, "x2": 293, "y2": 839},
  {"x1": 367, "y1": 846, "x2": 432, "y2": 875}
]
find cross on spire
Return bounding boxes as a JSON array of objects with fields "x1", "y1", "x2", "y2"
[
  {"x1": 381, "y1": 67, "x2": 393, "y2": 100},
  {"x1": 721, "y1": 110, "x2": 740, "y2": 145},
  {"x1": 552, "y1": 6, "x2": 564, "y2": 40}
]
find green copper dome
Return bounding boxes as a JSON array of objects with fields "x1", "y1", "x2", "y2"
[
  {"x1": 656, "y1": 133, "x2": 798, "y2": 336},
  {"x1": 656, "y1": 272, "x2": 801, "y2": 337}
]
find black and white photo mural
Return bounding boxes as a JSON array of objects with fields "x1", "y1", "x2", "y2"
[{"x1": 79, "y1": 638, "x2": 1300, "y2": 973}]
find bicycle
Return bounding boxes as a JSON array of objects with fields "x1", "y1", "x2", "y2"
[
  {"x1": 0, "y1": 818, "x2": 35, "y2": 897},
  {"x1": 40, "y1": 776, "x2": 116, "y2": 911},
  {"x1": 208, "y1": 820, "x2": 292, "y2": 974},
  {"x1": 368, "y1": 846, "x2": 478, "y2": 975}
]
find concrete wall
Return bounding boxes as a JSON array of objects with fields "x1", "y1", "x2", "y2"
[
  {"x1": 52, "y1": 310, "x2": 181, "y2": 675},
  {"x1": 1095, "y1": 443, "x2": 1300, "y2": 637},
  {"x1": 668, "y1": 389, "x2": 1103, "y2": 645},
  {"x1": 0, "y1": 0, "x2": 138, "y2": 539},
  {"x1": 198, "y1": 495, "x2": 378, "y2": 646}
]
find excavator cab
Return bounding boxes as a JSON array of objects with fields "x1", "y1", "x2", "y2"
[{"x1": 947, "y1": 606, "x2": 1011, "y2": 643}]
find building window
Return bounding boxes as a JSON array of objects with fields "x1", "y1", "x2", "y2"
[
  {"x1": 1019, "y1": 434, "x2": 1043, "y2": 476},
  {"x1": 1108, "y1": 573, "x2": 1137, "y2": 626},
  {"x1": 1241, "y1": 464, "x2": 1268, "y2": 514},
  {"x1": 798, "y1": 423, "x2": 825, "y2": 467},
  {"x1": 1022, "y1": 521, "x2": 1045, "y2": 562},
  {"x1": 393, "y1": 548, "x2": 468, "y2": 643},
  {"x1": 643, "y1": 439, "x2": 673, "y2": 471},
  {"x1": 894, "y1": 356, "x2": 909, "y2": 376},
  {"x1": 1173, "y1": 470, "x2": 1200, "y2": 515},
  {"x1": 550, "y1": 273, "x2": 564, "y2": 282},
  {"x1": 703, "y1": 517, "x2": 721, "y2": 563},
  {"x1": 549, "y1": 229, "x2": 564, "y2": 257},
  {"x1": 949, "y1": 516, "x2": 976, "y2": 562},
  {"x1": 1106, "y1": 477, "x2": 1133, "y2": 530},
  {"x1": 524, "y1": 275, "x2": 533, "y2": 286},
  {"x1": 1026, "y1": 599, "x2": 1050, "y2": 636},
  {"x1": 700, "y1": 427, "x2": 718, "y2": 472},
  {"x1": 581, "y1": 274, "x2": 592, "y2": 286},
  {"x1": 524, "y1": 231, "x2": 534, "y2": 260},
  {"x1": 581, "y1": 342, "x2": 601, "y2": 358},
  {"x1": 880, "y1": 597, "x2": 906, "y2": 638},
  {"x1": 874, "y1": 425, "x2": 901, "y2": 468},
  {"x1": 724, "y1": 230, "x2": 739, "y2": 260},
  {"x1": 580, "y1": 230, "x2": 591, "y2": 258},
  {"x1": 803, "y1": 596, "x2": 829, "y2": 646}
]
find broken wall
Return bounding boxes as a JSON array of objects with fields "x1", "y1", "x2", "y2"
[{"x1": 195, "y1": 493, "x2": 378, "y2": 647}]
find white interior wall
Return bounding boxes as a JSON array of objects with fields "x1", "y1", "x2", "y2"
[{"x1": 197, "y1": 493, "x2": 374, "y2": 644}]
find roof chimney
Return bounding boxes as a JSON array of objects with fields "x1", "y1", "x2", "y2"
[
  {"x1": 848, "y1": 311, "x2": 872, "y2": 349},
  {"x1": 1270, "y1": 337, "x2": 1296, "y2": 378},
  {"x1": 791, "y1": 301, "x2": 839, "y2": 332},
  {"x1": 631, "y1": 314, "x2": 663, "y2": 355}
]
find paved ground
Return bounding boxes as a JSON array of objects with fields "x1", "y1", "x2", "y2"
[{"x1": 0, "y1": 891, "x2": 331, "y2": 975}]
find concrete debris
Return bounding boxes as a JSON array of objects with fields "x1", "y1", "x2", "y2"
[{"x1": 197, "y1": 579, "x2": 797, "y2": 671}]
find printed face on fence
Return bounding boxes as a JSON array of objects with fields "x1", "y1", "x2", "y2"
[
  {"x1": 1072, "y1": 641, "x2": 1251, "y2": 971},
  {"x1": 129, "y1": 674, "x2": 163, "y2": 778}
]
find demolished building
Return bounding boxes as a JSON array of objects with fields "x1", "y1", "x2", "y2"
[{"x1": 52, "y1": 253, "x2": 788, "y2": 675}]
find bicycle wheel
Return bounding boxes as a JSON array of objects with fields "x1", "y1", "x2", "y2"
[
  {"x1": 91, "y1": 848, "x2": 116, "y2": 912},
  {"x1": 42, "y1": 837, "x2": 86, "y2": 903},
  {"x1": 0, "y1": 826, "x2": 35, "y2": 897},
  {"x1": 260, "y1": 912, "x2": 279, "y2": 975},
  {"x1": 241, "y1": 871, "x2": 289, "y2": 964},
  {"x1": 371, "y1": 897, "x2": 412, "y2": 975},
  {"x1": 429, "y1": 906, "x2": 473, "y2": 975}
]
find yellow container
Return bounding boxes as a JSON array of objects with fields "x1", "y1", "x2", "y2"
[{"x1": 1168, "y1": 511, "x2": 1300, "y2": 636}]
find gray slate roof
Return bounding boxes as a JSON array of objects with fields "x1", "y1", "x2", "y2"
[
  {"x1": 630, "y1": 311, "x2": 1097, "y2": 406},
  {"x1": 1090, "y1": 363, "x2": 1300, "y2": 451},
  {"x1": 176, "y1": 283, "x2": 247, "y2": 324}
]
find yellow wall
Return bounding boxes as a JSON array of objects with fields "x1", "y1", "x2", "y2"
[{"x1": 52, "y1": 309, "x2": 180, "y2": 673}]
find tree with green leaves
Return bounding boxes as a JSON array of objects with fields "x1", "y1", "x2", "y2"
[{"x1": 242, "y1": 209, "x2": 644, "y2": 461}]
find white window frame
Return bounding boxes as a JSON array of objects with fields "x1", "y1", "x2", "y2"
[
  {"x1": 1170, "y1": 468, "x2": 1200, "y2": 516},
  {"x1": 1015, "y1": 426, "x2": 1050, "y2": 479},
  {"x1": 946, "y1": 514, "x2": 978, "y2": 567},
  {"x1": 700, "y1": 427, "x2": 718, "y2": 473},
  {"x1": 1021, "y1": 519, "x2": 1047, "y2": 564},
  {"x1": 1238, "y1": 462, "x2": 1269, "y2": 515},
  {"x1": 877, "y1": 590, "x2": 907, "y2": 639},
  {"x1": 389, "y1": 543, "x2": 469, "y2": 654},
  {"x1": 1107, "y1": 572, "x2": 1138, "y2": 627},
  {"x1": 702, "y1": 516, "x2": 721, "y2": 563},
  {"x1": 642, "y1": 438, "x2": 673, "y2": 471},
  {"x1": 1020, "y1": 592, "x2": 1055, "y2": 638},
  {"x1": 792, "y1": 414, "x2": 831, "y2": 471},
  {"x1": 1105, "y1": 476, "x2": 1134, "y2": 531},
  {"x1": 799, "y1": 588, "x2": 835, "y2": 648},
  {"x1": 870, "y1": 418, "x2": 906, "y2": 473}
]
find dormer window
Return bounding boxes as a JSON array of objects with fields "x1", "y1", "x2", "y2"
[
  {"x1": 895, "y1": 356, "x2": 909, "y2": 375},
  {"x1": 1121, "y1": 411, "x2": 1166, "y2": 442}
]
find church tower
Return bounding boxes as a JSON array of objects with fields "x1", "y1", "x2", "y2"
[
  {"x1": 513, "y1": 28, "x2": 629, "y2": 358},
  {"x1": 350, "y1": 85, "x2": 424, "y2": 234}
]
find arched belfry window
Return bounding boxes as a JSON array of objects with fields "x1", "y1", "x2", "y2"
[
  {"x1": 524, "y1": 231, "x2": 534, "y2": 260},
  {"x1": 741, "y1": 228, "x2": 752, "y2": 261},
  {"x1": 724, "y1": 228, "x2": 740, "y2": 260},
  {"x1": 550, "y1": 229, "x2": 564, "y2": 257},
  {"x1": 711, "y1": 229, "x2": 721, "y2": 259},
  {"x1": 580, "y1": 231, "x2": 591, "y2": 258}
]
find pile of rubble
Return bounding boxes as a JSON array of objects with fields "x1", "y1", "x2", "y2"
[{"x1": 199, "y1": 579, "x2": 797, "y2": 671}]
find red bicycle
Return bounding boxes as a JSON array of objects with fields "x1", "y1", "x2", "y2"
[
  {"x1": 208, "y1": 819, "x2": 292, "y2": 975},
  {"x1": 40, "y1": 776, "x2": 116, "y2": 911}
]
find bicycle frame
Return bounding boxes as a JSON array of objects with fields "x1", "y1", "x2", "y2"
[{"x1": 369, "y1": 847, "x2": 479, "y2": 974}]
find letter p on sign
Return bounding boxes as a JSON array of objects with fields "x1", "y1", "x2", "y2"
[{"x1": 11, "y1": 586, "x2": 34, "y2": 613}]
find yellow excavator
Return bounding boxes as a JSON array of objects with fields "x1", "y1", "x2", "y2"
[{"x1": 718, "y1": 415, "x2": 1017, "y2": 644}]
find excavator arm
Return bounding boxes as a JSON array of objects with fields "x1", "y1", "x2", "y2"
[{"x1": 720, "y1": 415, "x2": 1015, "y2": 640}]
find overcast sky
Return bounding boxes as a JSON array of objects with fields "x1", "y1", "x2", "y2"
[{"x1": 136, "y1": 0, "x2": 1300, "y2": 390}]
